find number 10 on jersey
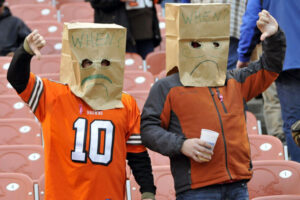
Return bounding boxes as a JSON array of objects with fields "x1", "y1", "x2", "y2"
[{"x1": 71, "y1": 118, "x2": 115, "y2": 165}]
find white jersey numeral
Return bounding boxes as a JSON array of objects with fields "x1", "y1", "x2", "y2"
[{"x1": 71, "y1": 118, "x2": 115, "y2": 165}]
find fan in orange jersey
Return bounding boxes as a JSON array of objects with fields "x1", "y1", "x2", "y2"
[{"x1": 7, "y1": 23, "x2": 156, "y2": 200}]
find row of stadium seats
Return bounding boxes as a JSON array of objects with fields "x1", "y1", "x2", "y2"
[
  {"x1": 0, "y1": 144, "x2": 299, "y2": 200},
  {"x1": 128, "y1": 160, "x2": 300, "y2": 200},
  {"x1": 0, "y1": 51, "x2": 166, "y2": 79},
  {"x1": 5, "y1": 2, "x2": 166, "y2": 53}
]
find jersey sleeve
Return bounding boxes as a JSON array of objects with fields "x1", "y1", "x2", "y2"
[
  {"x1": 18, "y1": 73, "x2": 60, "y2": 122},
  {"x1": 125, "y1": 94, "x2": 147, "y2": 153}
]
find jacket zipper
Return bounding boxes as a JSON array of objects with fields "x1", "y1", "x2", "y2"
[
  {"x1": 216, "y1": 88, "x2": 227, "y2": 113},
  {"x1": 208, "y1": 88, "x2": 232, "y2": 180}
]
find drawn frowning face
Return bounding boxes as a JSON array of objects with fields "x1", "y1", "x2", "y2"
[
  {"x1": 165, "y1": 3, "x2": 230, "y2": 87},
  {"x1": 60, "y1": 23, "x2": 127, "y2": 110}
]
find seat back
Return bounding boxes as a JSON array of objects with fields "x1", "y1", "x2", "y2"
[
  {"x1": 130, "y1": 165, "x2": 175, "y2": 200},
  {"x1": 252, "y1": 195, "x2": 300, "y2": 200},
  {"x1": 126, "y1": 90, "x2": 149, "y2": 111},
  {"x1": 0, "y1": 173, "x2": 34, "y2": 200},
  {"x1": 37, "y1": 174, "x2": 45, "y2": 200},
  {"x1": 6, "y1": 0, "x2": 51, "y2": 5},
  {"x1": 55, "y1": 0, "x2": 85, "y2": 8},
  {"x1": 0, "y1": 75, "x2": 18, "y2": 95},
  {"x1": 0, "y1": 95, "x2": 35, "y2": 119},
  {"x1": 145, "y1": 51, "x2": 166, "y2": 77},
  {"x1": 248, "y1": 160, "x2": 300, "y2": 199},
  {"x1": 10, "y1": 4, "x2": 57, "y2": 22},
  {"x1": 123, "y1": 71, "x2": 154, "y2": 92},
  {"x1": 246, "y1": 111, "x2": 259, "y2": 135},
  {"x1": 148, "y1": 149, "x2": 170, "y2": 166},
  {"x1": 31, "y1": 55, "x2": 61, "y2": 74},
  {"x1": 26, "y1": 21, "x2": 63, "y2": 38},
  {"x1": 0, "y1": 145, "x2": 44, "y2": 181},
  {"x1": 249, "y1": 135, "x2": 284, "y2": 160},
  {"x1": 125, "y1": 53, "x2": 144, "y2": 71},
  {"x1": 39, "y1": 73, "x2": 60, "y2": 81},
  {"x1": 40, "y1": 37, "x2": 62, "y2": 55},
  {"x1": 0, "y1": 118, "x2": 42, "y2": 145},
  {"x1": 59, "y1": 2, "x2": 93, "y2": 22},
  {"x1": 0, "y1": 56, "x2": 12, "y2": 75}
]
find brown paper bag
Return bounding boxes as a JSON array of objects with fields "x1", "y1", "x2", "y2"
[
  {"x1": 60, "y1": 23, "x2": 127, "y2": 110},
  {"x1": 166, "y1": 3, "x2": 230, "y2": 87}
]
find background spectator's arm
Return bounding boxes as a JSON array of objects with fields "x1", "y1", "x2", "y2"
[{"x1": 237, "y1": 0, "x2": 263, "y2": 66}]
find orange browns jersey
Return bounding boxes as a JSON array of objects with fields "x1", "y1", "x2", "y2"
[{"x1": 19, "y1": 73, "x2": 146, "y2": 200}]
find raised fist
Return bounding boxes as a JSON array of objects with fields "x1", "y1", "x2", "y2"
[{"x1": 257, "y1": 10, "x2": 278, "y2": 41}]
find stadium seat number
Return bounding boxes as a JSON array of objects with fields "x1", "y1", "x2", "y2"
[{"x1": 71, "y1": 118, "x2": 115, "y2": 165}]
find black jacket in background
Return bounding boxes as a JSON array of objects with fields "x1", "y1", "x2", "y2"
[
  {"x1": 90, "y1": 0, "x2": 136, "y2": 52},
  {"x1": 90, "y1": 0, "x2": 161, "y2": 52},
  {"x1": 0, "y1": 7, "x2": 31, "y2": 56}
]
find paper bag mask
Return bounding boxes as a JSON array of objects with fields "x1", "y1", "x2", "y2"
[
  {"x1": 60, "y1": 23, "x2": 126, "y2": 110},
  {"x1": 166, "y1": 3, "x2": 230, "y2": 87}
]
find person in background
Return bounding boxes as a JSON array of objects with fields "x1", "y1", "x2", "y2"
[
  {"x1": 0, "y1": 0, "x2": 31, "y2": 56},
  {"x1": 237, "y1": 0, "x2": 300, "y2": 162},
  {"x1": 141, "y1": 2, "x2": 285, "y2": 199},
  {"x1": 90, "y1": 0, "x2": 161, "y2": 59}
]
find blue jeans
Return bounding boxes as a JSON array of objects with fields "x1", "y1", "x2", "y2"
[
  {"x1": 276, "y1": 69, "x2": 300, "y2": 162},
  {"x1": 176, "y1": 181, "x2": 249, "y2": 200},
  {"x1": 227, "y1": 37, "x2": 239, "y2": 70}
]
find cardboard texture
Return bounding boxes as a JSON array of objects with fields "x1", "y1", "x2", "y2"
[
  {"x1": 60, "y1": 23, "x2": 126, "y2": 110},
  {"x1": 165, "y1": 3, "x2": 230, "y2": 87}
]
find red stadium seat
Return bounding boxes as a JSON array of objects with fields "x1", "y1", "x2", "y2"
[
  {"x1": 0, "y1": 145, "x2": 45, "y2": 180},
  {"x1": 155, "y1": 4, "x2": 162, "y2": 18},
  {"x1": 31, "y1": 55, "x2": 61, "y2": 74},
  {"x1": 39, "y1": 73, "x2": 60, "y2": 81},
  {"x1": 249, "y1": 135, "x2": 284, "y2": 161},
  {"x1": 26, "y1": 21, "x2": 63, "y2": 38},
  {"x1": 40, "y1": 37, "x2": 62, "y2": 55},
  {"x1": 0, "y1": 95, "x2": 35, "y2": 119},
  {"x1": 38, "y1": 174, "x2": 45, "y2": 200},
  {"x1": 156, "y1": 69, "x2": 166, "y2": 81},
  {"x1": 6, "y1": 0, "x2": 51, "y2": 6},
  {"x1": 145, "y1": 51, "x2": 166, "y2": 77},
  {"x1": 59, "y1": 2, "x2": 93, "y2": 23},
  {"x1": 0, "y1": 173, "x2": 34, "y2": 200},
  {"x1": 130, "y1": 165, "x2": 175, "y2": 200},
  {"x1": 0, "y1": 56, "x2": 12, "y2": 75},
  {"x1": 126, "y1": 90, "x2": 149, "y2": 111},
  {"x1": 125, "y1": 53, "x2": 144, "y2": 71},
  {"x1": 252, "y1": 195, "x2": 300, "y2": 200},
  {"x1": 248, "y1": 160, "x2": 300, "y2": 199},
  {"x1": 10, "y1": 4, "x2": 57, "y2": 22},
  {"x1": 0, "y1": 75, "x2": 18, "y2": 95},
  {"x1": 123, "y1": 71, "x2": 154, "y2": 92},
  {"x1": 246, "y1": 111, "x2": 259, "y2": 135},
  {"x1": 0, "y1": 118, "x2": 42, "y2": 145},
  {"x1": 147, "y1": 149, "x2": 170, "y2": 166},
  {"x1": 54, "y1": 0, "x2": 85, "y2": 9}
]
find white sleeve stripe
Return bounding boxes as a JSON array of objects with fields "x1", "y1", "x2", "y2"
[
  {"x1": 29, "y1": 77, "x2": 43, "y2": 111},
  {"x1": 28, "y1": 76, "x2": 41, "y2": 107},
  {"x1": 28, "y1": 76, "x2": 44, "y2": 112},
  {"x1": 128, "y1": 135, "x2": 141, "y2": 139},
  {"x1": 126, "y1": 140, "x2": 142, "y2": 145},
  {"x1": 32, "y1": 83, "x2": 44, "y2": 113}
]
